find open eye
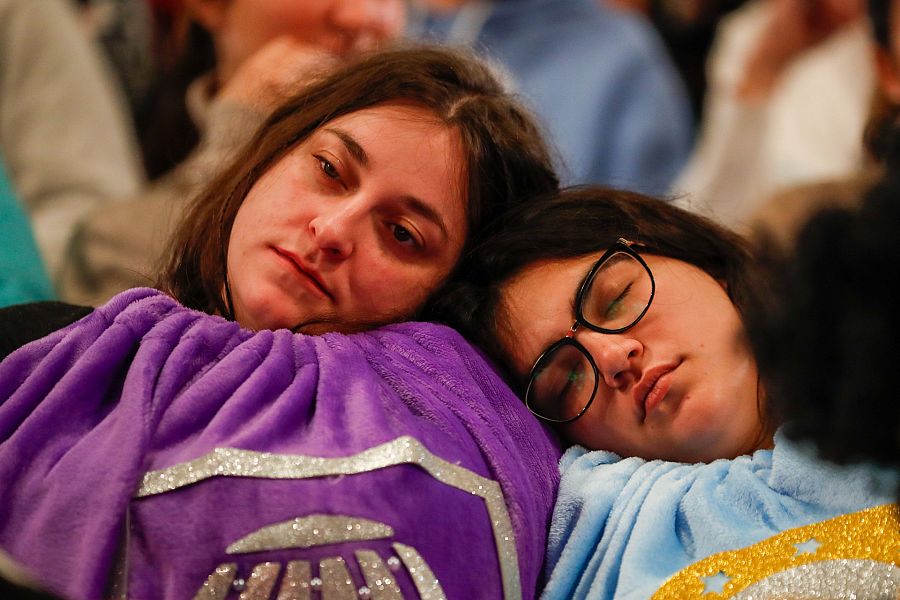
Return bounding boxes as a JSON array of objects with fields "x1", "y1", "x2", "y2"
[
  {"x1": 388, "y1": 223, "x2": 422, "y2": 249},
  {"x1": 314, "y1": 155, "x2": 341, "y2": 181}
]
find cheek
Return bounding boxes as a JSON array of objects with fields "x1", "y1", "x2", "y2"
[
  {"x1": 350, "y1": 258, "x2": 447, "y2": 318},
  {"x1": 689, "y1": 352, "x2": 762, "y2": 446},
  {"x1": 228, "y1": 197, "x2": 269, "y2": 253},
  {"x1": 227, "y1": 206, "x2": 251, "y2": 258},
  {"x1": 560, "y1": 401, "x2": 619, "y2": 450},
  {"x1": 235, "y1": 170, "x2": 304, "y2": 233},
  {"x1": 724, "y1": 351, "x2": 760, "y2": 418},
  {"x1": 270, "y1": 5, "x2": 331, "y2": 42},
  {"x1": 698, "y1": 316, "x2": 759, "y2": 411}
]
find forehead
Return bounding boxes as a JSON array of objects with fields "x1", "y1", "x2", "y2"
[
  {"x1": 320, "y1": 104, "x2": 464, "y2": 177},
  {"x1": 316, "y1": 103, "x2": 468, "y2": 218},
  {"x1": 499, "y1": 255, "x2": 598, "y2": 376},
  {"x1": 323, "y1": 104, "x2": 450, "y2": 143}
]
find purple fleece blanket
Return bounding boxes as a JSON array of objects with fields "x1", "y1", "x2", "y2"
[{"x1": 0, "y1": 288, "x2": 560, "y2": 600}]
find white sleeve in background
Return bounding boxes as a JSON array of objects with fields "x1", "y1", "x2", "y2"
[{"x1": 672, "y1": 1, "x2": 874, "y2": 231}]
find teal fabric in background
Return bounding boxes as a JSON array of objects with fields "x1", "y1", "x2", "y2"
[{"x1": 0, "y1": 160, "x2": 55, "y2": 306}]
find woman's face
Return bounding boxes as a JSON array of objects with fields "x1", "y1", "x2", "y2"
[
  {"x1": 203, "y1": 0, "x2": 405, "y2": 78},
  {"x1": 498, "y1": 252, "x2": 767, "y2": 463},
  {"x1": 227, "y1": 103, "x2": 468, "y2": 334}
]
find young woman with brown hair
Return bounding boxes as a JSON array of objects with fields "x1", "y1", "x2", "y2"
[{"x1": 0, "y1": 45, "x2": 562, "y2": 600}]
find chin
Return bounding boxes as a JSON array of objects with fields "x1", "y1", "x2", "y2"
[{"x1": 235, "y1": 307, "x2": 297, "y2": 333}]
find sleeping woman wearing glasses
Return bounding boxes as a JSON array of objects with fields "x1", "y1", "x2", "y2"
[{"x1": 430, "y1": 186, "x2": 900, "y2": 599}]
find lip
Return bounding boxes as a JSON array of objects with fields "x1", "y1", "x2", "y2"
[
  {"x1": 633, "y1": 361, "x2": 680, "y2": 422},
  {"x1": 271, "y1": 246, "x2": 334, "y2": 301}
]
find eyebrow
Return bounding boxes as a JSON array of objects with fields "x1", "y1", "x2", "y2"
[
  {"x1": 572, "y1": 264, "x2": 594, "y2": 313},
  {"x1": 398, "y1": 195, "x2": 449, "y2": 239},
  {"x1": 323, "y1": 127, "x2": 368, "y2": 167},
  {"x1": 323, "y1": 127, "x2": 450, "y2": 240}
]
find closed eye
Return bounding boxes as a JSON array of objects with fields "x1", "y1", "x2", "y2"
[
  {"x1": 605, "y1": 282, "x2": 633, "y2": 319},
  {"x1": 559, "y1": 362, "x2": 584, "y2": 401}
]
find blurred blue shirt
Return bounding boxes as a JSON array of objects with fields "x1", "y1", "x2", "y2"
[{"x1": 409, "y1": 0, "x2": 693, "y2": 195}]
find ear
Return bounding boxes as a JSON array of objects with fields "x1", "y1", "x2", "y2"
[
  {"x1": 875, "y1": 46, "x2": 900, "y2": 104},
  {"x1": 183, "y1": 0, "x2": 229, "y2": 32}
]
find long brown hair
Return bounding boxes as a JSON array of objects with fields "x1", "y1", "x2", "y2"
[{"x1": 157, "y1": 44, "x2": 560, "y2": 319}]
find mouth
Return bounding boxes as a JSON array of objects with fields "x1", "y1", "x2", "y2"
[
  {"x1": 634, "y1": 361, "x2": 680, "y2": 423},
  {"x1": 272, "y1": 246, "x2": 334, "y2": 301}
]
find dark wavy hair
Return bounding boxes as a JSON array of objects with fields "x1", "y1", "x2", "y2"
[
  {"x1": 157, "y1": 44, "x2": 559, "y2": 320},
  {"x1": 748, "y1": 160, "x2": 900, "y2": 467},
  {"x1": 425, "y1": 186, "x2": 767, "y2": 389}
]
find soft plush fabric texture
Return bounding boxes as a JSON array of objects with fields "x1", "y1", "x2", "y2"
[
  {"x1": 542, "y1": 430, "x2": 897, "y2": 599},
  {"x1": 0, "y1": 288, "x2": 561, "y2": 600}
]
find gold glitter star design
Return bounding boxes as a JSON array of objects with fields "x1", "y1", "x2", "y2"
[
  {"x1": 700, "y1": 571, "x2": 730, "y2": 594},
  {"x1": 652, "y1": 504, "x2": 900, "y2": 599},
  {"x1": 792, "y1": 538, "x2": 821, "y2": 556}
]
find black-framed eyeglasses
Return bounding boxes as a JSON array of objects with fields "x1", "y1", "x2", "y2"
[{"x1": 524, "y1": 238, "x2": 655, "y2": 423}]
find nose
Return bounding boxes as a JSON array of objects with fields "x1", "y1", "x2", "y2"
[
  {"x1": 307, "y1": 204, "x2": 359, "y2": 261},
  {"x1": 330, "y1": 0, "x2": 406, "y2": 50},
  {"x1": 580, "y1": 332, "x2": 643, "y2": 389}
]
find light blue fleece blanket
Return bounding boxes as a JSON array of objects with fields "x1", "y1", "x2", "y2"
[{"x1": 542, "y1": 430, "x2": 898, "y2": 599}]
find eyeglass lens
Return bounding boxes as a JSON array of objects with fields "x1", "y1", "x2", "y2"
[
  {"x1": 529, "y1": 342, "x2": 595, "y2": 422},
  {"x1": 527, "y1": 251, "x2": 653, "y2": 422},
  {"x1": 580, "y1": 251, "x2": 653, "y2": 330}
]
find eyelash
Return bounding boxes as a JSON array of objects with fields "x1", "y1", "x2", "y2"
[
  {"x1": 315, "y1": 155, "x2": 342, "y2": 184},
  {"x1": 388, "y1": 223, "x2": 422, "y2": 248},
  {"x1": 387, "y1": 222, "x2": 423, "y2": 251}
]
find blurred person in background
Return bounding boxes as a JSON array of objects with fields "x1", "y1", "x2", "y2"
[
  {"x1": 604, "y1": 0, "x2": 748, "y2": 124},
  {"x1": 749, "y1": 127, "x2": 900, "y2": 505},
  {"x1": 0, "y1": 0, "x2": 144, "y2": 284},
  {"x1": 749, "y1": 0, "x2": 900, "y2": 247},
  {"x1": 57, "y1": 0, "x2": 406, "y2": 306},
  {"x1": 408, "y1": 0, "x2": 694, "y2": 194},
  {"x1": 75, "y1": 0, "x2": 156, "y2": 127},
  {"x1": 673, "y1": 0, "x2": 873, "y2": 228}
]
